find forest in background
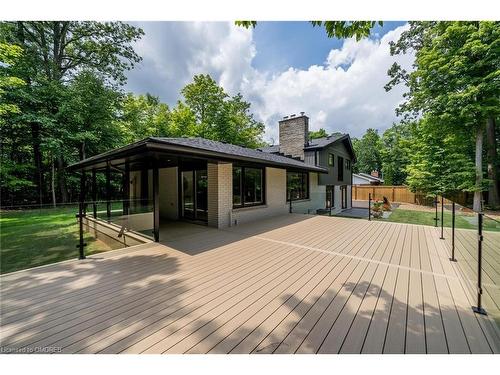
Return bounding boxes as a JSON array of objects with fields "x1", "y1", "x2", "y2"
[
  {"x1": 0, "y1": 22, "x2": 265, "y2": 206},
  {"x1": 1, "y1": 21, "x2": 499, "y2": 209}
]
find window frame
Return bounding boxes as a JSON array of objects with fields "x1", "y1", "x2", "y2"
[
  {"x1": 232, "y1": 165, "x2": 266, "y2": 208},
  {"x1": 286, "y1": 170, "x2": 310, "y2": 202},
  {"x1": 338, "y1": 156, "x2": 344, "y2": 181},
  {"x1": 328, "y1": 153, "x2": 334, "y2": 166},
  {"x1": 346, "y1": 159, "x2": 351, "y2": 170}
]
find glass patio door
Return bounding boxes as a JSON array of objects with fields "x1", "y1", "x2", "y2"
[
  {"x1": 341, "y1": 185, "x2": 348, "y2": 209},
  {"x1": 181, "y1": 169, "x2": 207, "y2": 222},
  {"x1": 326, "y1": 185, "x2": 334, "y2": 209}
]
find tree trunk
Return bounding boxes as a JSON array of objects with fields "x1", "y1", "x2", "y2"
[
  {"x1": 473, "y1": 124, "x2": 484, "y2": 212},
  {"x1": 56, "y1": 154, "x2": 69, "y2": 203},
  {"x1": 31, "y1": 123, "x2": 44, "y2": 206},
  {"x1": 486, "y1": 117, "x2": 499, "y2": 208},
  {"x1": 51, "y1": 155, "x2": 56, "y2": 208}
]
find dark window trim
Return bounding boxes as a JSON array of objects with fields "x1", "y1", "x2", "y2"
[
  {"x1": 338, "y1": 156, "x2": 344, "y2": 181},
  {"x1": 328, "y1": 153, "x2": 334, "y2": 166},
  {"x1": 286, "y1": 170, "x2": 310, "y2": 202},
  {"x1": 233, "y1": 165, "x2": 266, "y2": 209}
]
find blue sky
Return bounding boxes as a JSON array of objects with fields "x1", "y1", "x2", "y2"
[
  {"x1": 251, "y1": 21, "x2": 406, "y2": 73},
  {"x1": 125, "y1": 21, "x2": 414, "y2": 140}
]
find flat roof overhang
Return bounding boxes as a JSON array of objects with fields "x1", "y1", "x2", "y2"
[{"x1": 67, "y1": 138, "x2": 328, "y2": 174}]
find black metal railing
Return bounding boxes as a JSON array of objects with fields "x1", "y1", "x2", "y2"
[{"x1": 439, "y1": 196, "x2": 500, "y2": 316}]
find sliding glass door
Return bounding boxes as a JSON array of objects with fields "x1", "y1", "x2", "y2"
[{"x1": 181, "y1": 169, "x2": 207, "y2": 222}]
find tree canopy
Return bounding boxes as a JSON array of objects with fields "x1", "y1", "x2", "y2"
[
  {"x1": 352, "y1": 129, "x2": 382, "y2": 175},
  {"x1": 236, "y1": 21, "x2": 383, "y2": 41},
  {"x1": 386, "y1": 21, "x2": 500, "y2": 209}
]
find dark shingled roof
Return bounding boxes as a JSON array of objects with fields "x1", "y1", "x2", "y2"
[
  {"x1": 68, "y1": 137, "x2": 327, "y2": 173},
  {"x1": 258, "y1": 145, "x2": 280, "y2": 153},
  {"x1": 303, "y1": 133, "x2": 346, "y2": 150}
]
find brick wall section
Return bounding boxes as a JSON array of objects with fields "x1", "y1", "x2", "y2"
[
  {"x1": 278, "y1": 115, "x2": 309, "y2": 160},
  {"x1": 207, "y1": 162, "x2": 232, "y2": 228}
]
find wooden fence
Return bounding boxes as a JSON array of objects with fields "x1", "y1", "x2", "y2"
[{"x1": 352, "y1": 185, "x2": 456, "y2": 205}]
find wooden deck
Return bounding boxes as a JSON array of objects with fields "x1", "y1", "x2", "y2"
[{"x1": 1, "y1": 215, "x2": 499, "y2": 354}]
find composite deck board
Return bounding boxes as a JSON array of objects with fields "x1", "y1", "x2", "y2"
[
  {"x1": 2, "y1": 237, "x2": 288, "y2": 344},
  {"x1": 193, "y1": 215, "x2": 380, "y2": 354},
  {"x1": 1, "y1": 214, "x2": 498, "y2": 354}
]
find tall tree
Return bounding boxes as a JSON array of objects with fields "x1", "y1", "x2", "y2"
[
  {"x1": 118, "y1": 93, "x2": 171, "y2": 143},
  {"x1": 178, "y1": 74, "x2": 264, "y2": 147},
  {"x1": 0, "y1": 42, "x2": 25, "y2": 120},
  {"x1": 405, "y1": 118, "x2": 476, "y2": 196},
  {"x1": 352, "y1": 128, "x2": 382, "y2": 174},
  {"x1": 1, "y1": 21, "x2": 143, "y2": 202},
  {"x1": 380, "y1": 123, "x2": 411, "y2": 185},
  {"x1": 386, "y1": 21, "x2": 500, "y2": 210},
  {"x1": 309, "y1": 128, "x2": 328, "y2": 140}
]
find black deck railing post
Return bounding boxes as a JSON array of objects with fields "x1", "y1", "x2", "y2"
[
  {"x1": 449, "y1": 202, "x2": 457, "y2": 262},
  {"x1": 92, "y1": 169, "x2": 97, "y2": 219},
  {"x1": 77, "y1": 170, "x2": 87, "y2": 260},
  {"x1": 289, "y1": 190, "x2": 293, "y2": 213},
  {"x1": 123, "y1": 162, "x2": 130, "y2": 216},
  {"x1": 106, "y1": 163, "x2": 111, "y2": 221},
  {"x1": 440, "y1": 195, "x2": 445, "y2": 239},
  {"x1": 434, "y1": 195, "x2": 438, "y2": 227},
  {"x1": 368, "y1": 193, "x2": 371, "y2": 221},
  {"x1": 152, "y1": 161, "x2": 160, "y2": 242},
  {"x1": 472, "y1": 212, "x2": 487, "y2": 315}
]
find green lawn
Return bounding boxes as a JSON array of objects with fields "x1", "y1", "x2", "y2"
[
  {"x1": 376, "y1": 208, "x2": 500, "y2": 232},
  {"x1": 0, "y1": 205, "x2": 118, "y2": 274}
]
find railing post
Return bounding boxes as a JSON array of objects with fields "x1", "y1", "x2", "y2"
[
  {"x1": 472, "y1": 212, "x2": 486, "y2": 315},
  {"x1": 449, "y1": 202, "x2": 457, "y2": 262},
  {"x1": 440, "y1": 195, "x2": 445, "y2": 239},
  {"x1": 77, "y1": 170, "x2": 87, "y2": 260},
  {"x1": 123, "y1": 162, "x2": 130, "y2": 216},
  {"x1": 153, "y1": 161, "x2": 160, "y2": 242},
  {"x1": 368, "y1": 193, "x2": 371, "y2": 221},
  {"x1": 434, "y1": 195, "x2": 438, "y2": 227},
  {"x1": 92, "y1": 169, "x2": 97, "y2": 219},
  {"x1": 289, "y1": 191, "x2": 293, "y2": 213},
  {"x1": 106, "y1": 163, "x2": 111, "y2": 221}
]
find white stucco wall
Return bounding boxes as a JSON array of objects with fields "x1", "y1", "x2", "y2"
[{"x1": 159, "y1": 167, "x2": 178, "y2": 220}]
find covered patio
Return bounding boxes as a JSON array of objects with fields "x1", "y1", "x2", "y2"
[
  {"x1": 1, "y1": 215, "x2": 499, "y2": 354},
  {"x1": 68, "y1": 137, "x2": 327, "y2": 246}
]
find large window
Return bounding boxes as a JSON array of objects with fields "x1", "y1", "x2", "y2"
[
  {"x1": 287, "y1": 171, "x2": 309, "y2": 201},
  {"x1": 233, "y1": 166, "x2": 264, "y2": 208},
  {"x1": 338, "y1": 156, "x2": 344, "y2": 181},
  {"x1": 328, "y1": 153, "x2": 334, "y2": 166}
]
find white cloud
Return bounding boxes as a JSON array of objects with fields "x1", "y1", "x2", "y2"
[
  {"x1": 241, "y1": 25, "x2": 414, "y2": 141},
  {"x1": 125, "y1": 22, "x2": 414, "y2": 141}
]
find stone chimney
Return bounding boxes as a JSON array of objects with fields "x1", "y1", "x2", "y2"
[
  {"x1": 371, "y1": 170, "x2": 379, "y2": 178},
  {"x1": 278, "y1": 112, "x2": 309, "y2": 160}
]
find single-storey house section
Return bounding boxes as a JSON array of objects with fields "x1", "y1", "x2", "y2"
[{"x1": 68, "y1": 137, "x2": 328, "y2": 242}]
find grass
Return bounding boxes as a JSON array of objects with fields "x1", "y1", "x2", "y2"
[
  {"x1": 0, "y1": 205, "x2": 120, "y2": 274},
  {"x1": 376, "y1": 208, "x2": 500, "y2": 232}
]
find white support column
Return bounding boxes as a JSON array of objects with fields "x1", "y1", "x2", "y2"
[{"x1": 207, "y1": 162, "x2": 232, "y2": 228}]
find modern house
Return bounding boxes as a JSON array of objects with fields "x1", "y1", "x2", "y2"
[
  {"x1": 260, "y1": 113, "x2": 356, "y2": 213},
  {"x1": 353, "y1": 171, "x2": 384, "y2": 185},
  {"x1": 68, "y1": 113, "x2": 355, "y2": 243}
]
